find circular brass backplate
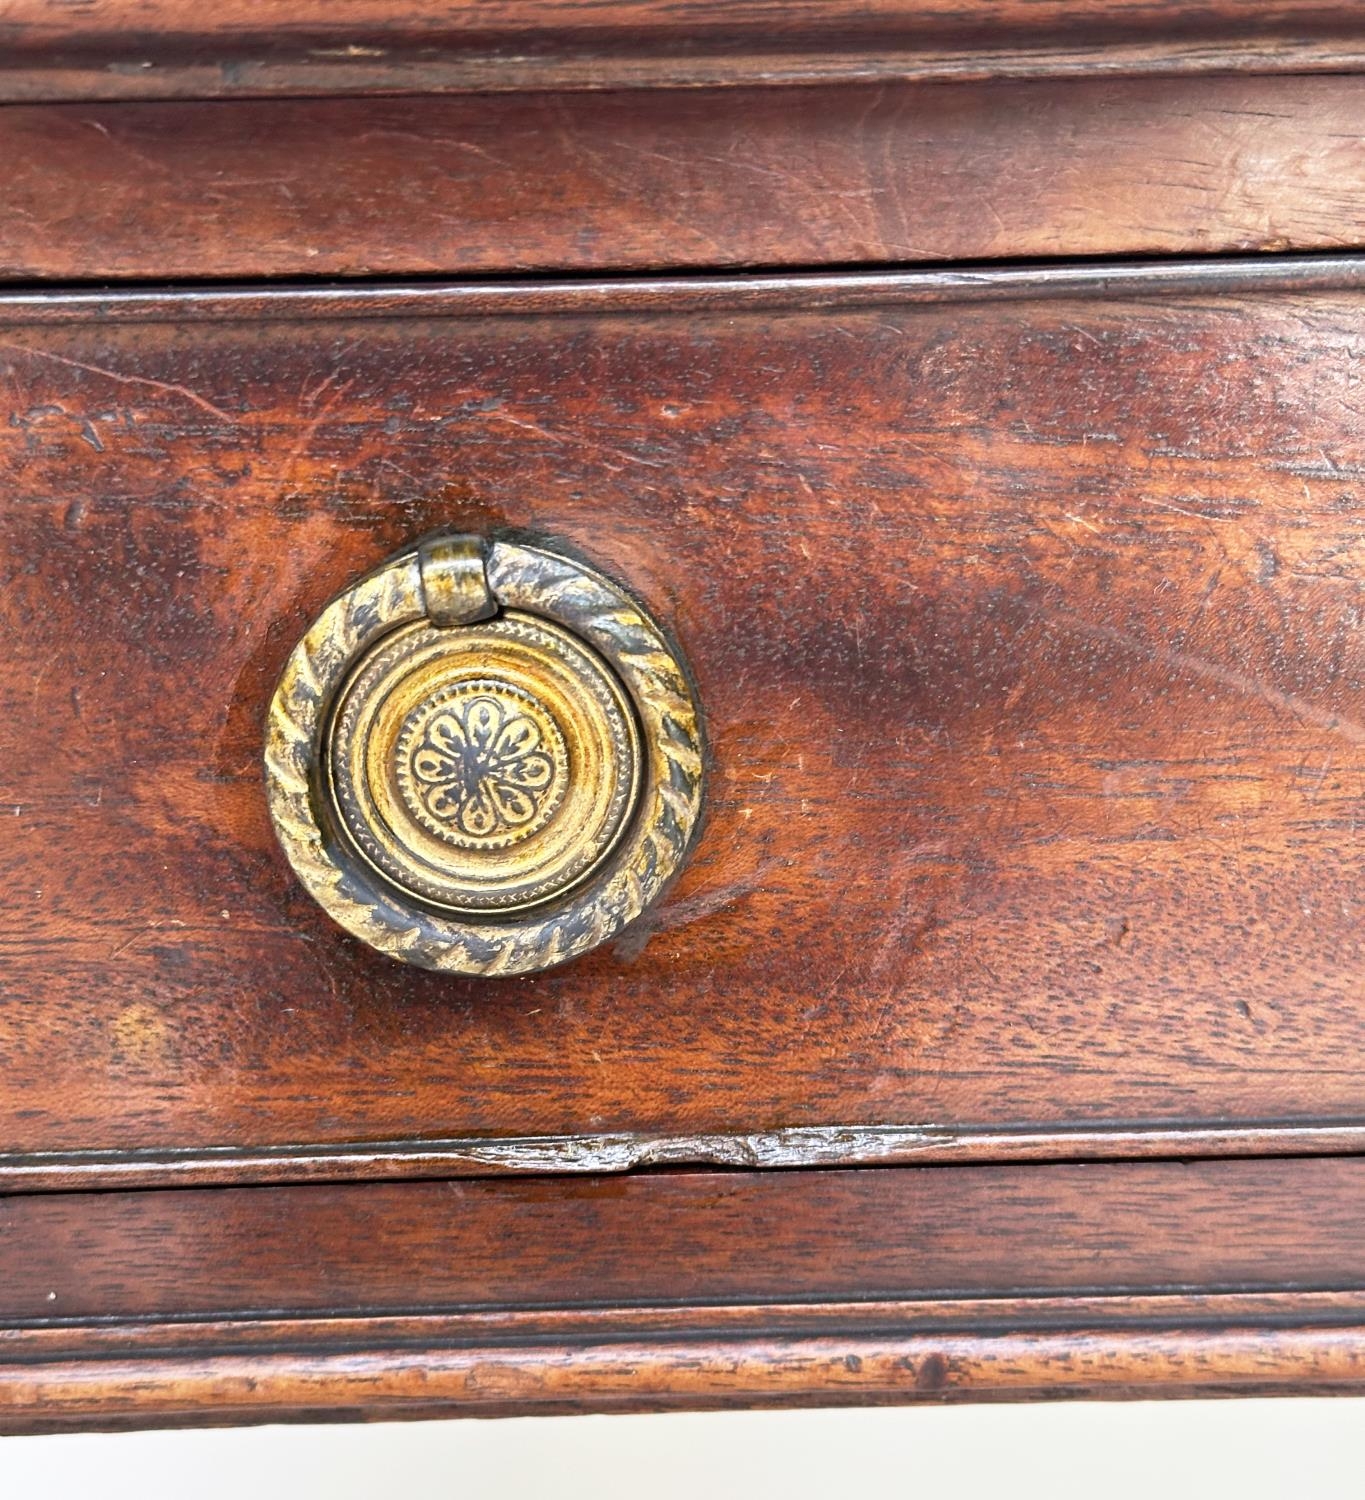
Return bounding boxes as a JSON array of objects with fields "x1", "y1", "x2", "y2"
[
  {"x1": 329, "y1": 613, "x2": 640, "y2": 915},
  {"x1": 264, "y1": 535, "x2": 704, "y2": 976}
]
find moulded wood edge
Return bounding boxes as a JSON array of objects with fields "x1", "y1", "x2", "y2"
[
  {"x1": 5, "y1": 1315, "x2": 1365, "y2": 1431},
  {"x1": 0, "y1": 256, "x2": 1362, "y2": 330},
  {"x1": 8, "y1": 1120, "x2": 1365, "y2": 1192},
  {"x1": 5, "y1": 1162, "x2": 1364, "y2": 1423},
  {"x1": 2, "y1": 33, "x2": 1365, "y2": 102}
]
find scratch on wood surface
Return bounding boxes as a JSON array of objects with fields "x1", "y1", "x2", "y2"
[
  {"x1": 645, "y1": 869, "x2": 774, "y2": 933},
  {"x1": 78, "y1": 116, "x2": 174, "y2": 179},
  {"x1": 107, "y1": 918, "x2": 187, "y2": 959},
  {"x1": 0, "y1": 340, "x2": 236, "y2": 423},
  {"x1": 280, "y1": 374, "x2": 356, "y2": 477},
  {"x1": 867, "y1": 902, "x2": 938, "y2": 983},
  {"x1": 485, "y1": 407, "x2": 666, "y2": 471},
  {"x1": 1061, "y1": 615, "x2": 1365, "y2": 746}
]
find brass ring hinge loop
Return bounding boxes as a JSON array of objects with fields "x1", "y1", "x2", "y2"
[{"x1": 418, "y1": 534, "x2": 497, "y2": 627}]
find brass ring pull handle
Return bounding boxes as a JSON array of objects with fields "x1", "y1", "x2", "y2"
[{"x1": 264, "y1": 535, "x2": 705, "y2": 976}]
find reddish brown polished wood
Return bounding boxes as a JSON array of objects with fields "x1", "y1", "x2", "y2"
[
  {"x1": 4, "y1": 3, "x2": 1365, "y2": 1430},
  {"x1": 8, "y1": 0, "x2": 1356, "y2": 45},
  {"x1": 4, "y1": 1159, "x2": 1365, "y2": 1428},
  {"x1": 5, "y1": 0, "x2": 1365, "y2": 1437},
  {"x1": 0, "y1": 260, "x2": 1362, "y2": 1181},
  {"x1": 6, "y1": 1159, "x2": 1365, "y2": 1322},
  {"x1": 1, "y1": 0, "x2": 1362, "y2": 98},
  {"x1": 3, "y1": 75, "x2": 1363, "y2": 282},
  {"x1": 9, "y1": 1319, "x2": 1365, "y2": 1432}
]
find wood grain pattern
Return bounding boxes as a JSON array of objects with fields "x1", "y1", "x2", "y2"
[
  {"x1": 0, "y1": 0, "x2": 1362, "y2": 98},
  {"x1": 4, "y1": 1160, "x2": 1365, "y2": 1427},
  {"x1": 2, "y1": 257, "x2": 1359, "y2": 326},
  {"x1": 12, "y1": 1122, "x2": 1365, "y2": 1193},
  {"x1": 8, "y1": 0, "x2": 1357, "y2": 43},
  {"x1": 10, "y1": 1314, "x2": 1365, "y2": 1432},
  {"x1": 4, "y1": 75, "x2": 1364, "y2": 281},
  {"x1": 1, "y1": 260, "x2": 1363, "y2": 1180},
  {"x1": 7, "y1": 1159, "x2": 1365, "y2": 1320},
  {"x1": 8, "y1": 1320, "x2": 1365, "y2": 1431}
]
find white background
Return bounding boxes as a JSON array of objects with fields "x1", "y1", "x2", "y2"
[{"x1": 5, "y1": 1400, "x2": 1363, "y2": 1497}]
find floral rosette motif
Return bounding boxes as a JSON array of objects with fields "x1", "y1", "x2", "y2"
[{"x1": 406, "y1": 690, "x2": 562, "y2": 841}]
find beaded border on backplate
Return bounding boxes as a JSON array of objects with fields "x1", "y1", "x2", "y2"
[
  {"x1": 263, "y1": 538, "x2": 705, "y2": 976},
  {"x1": 328, "y1": 616, "x2": 638, "y2": 913}
]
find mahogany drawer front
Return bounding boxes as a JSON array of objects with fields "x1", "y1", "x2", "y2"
[
  {"x1": 4, "y1": 74, "x2": 1365, "y2": 282},
  {"x1": 8, "y1": 1156, "x2": 1365, "y2": 1425},
  {"x1": 2, "y1": 260, "x2": 1363, "y2": 1187}
]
